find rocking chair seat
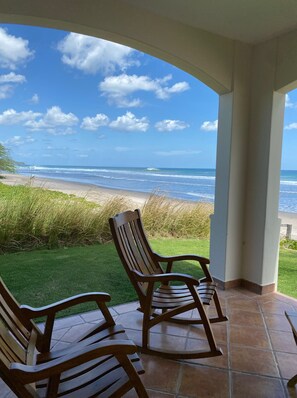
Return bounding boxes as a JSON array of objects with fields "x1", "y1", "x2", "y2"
[
  {"x1": 32, "y1": 327, "x2": 144, "y2": 398},
  {"x1": 33, "y1": 335, "x2": 144, "y2": 398},
  {"x1": 152, "y1": 281, "x2": 217, "y2": 309}
]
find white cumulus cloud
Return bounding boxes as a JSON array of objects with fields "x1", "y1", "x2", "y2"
[
  {"x1": 57, "y1": 33, "x2": 137, "y2": 75},
  {"x1": 0, "y1": 72, "x2": 26, "y2": 84},
  {"x1": 81, "y1": 113, "x2": 109, "y2": 131},
  {"x1": 0, "y1": 106, "x2": 79, "y2": 136},
  {"x1": 0, "y1": 72, "x2": 26, "y2": 99},
  {"x1": 25, "y1": 106, "x2": 79, "y2": 135},
  {"x1": 0, "y1": 109, "x2": 41, "y2": 125},
  {"x1": 155, "y1": 81, "x2": 189, "y2": 100},
  {"x1": 0, "y1": 27, "x2": 34, "y2": 70},
  {"x1": 284, "y1": 122, "x2": 297, "y2": 130},
  {"x1": 99, "y1": 74, "x2": 190, "y2": 107},
  {"x1": 200, "y1": 119, "x2": 218, "y2": 131},
  {"x1": 109, "y1": 112, "x2": 149, "y2": 132},
  {"x1": 155, "y1": 119, "x2": 189, "y2": 132}
]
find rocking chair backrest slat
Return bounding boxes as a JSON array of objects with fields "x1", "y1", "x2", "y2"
[
  {"x1": 0, "y1": 278, "x2": 32, "y2": 332},
  {"x1": 122, "y1": 224, "x2": 146, "y2": 274},
  {"x1": 129, "y1": 220, "x2": 156, "y2": 275},
  {"x1": 0, "y1": 319, "x2": 26, "y2": 364},
  {"x1": 0, "y1": 278, "x2": 36, "y2": 369},
  {"x1": 109, "y1": 210, "x2": 163, "y2": 302},
  {"x1": 0, "y1": 305, "x2": 29, "y2": 349},
  {"x1": 123, "y1": 222, "x2": 155, "y2": 276}
]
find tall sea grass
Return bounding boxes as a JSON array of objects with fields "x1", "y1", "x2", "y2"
[
  {"x1": 142, "y1": 193, "x2": 212, "y2": 238},
  {"x1": 0, "y1": 184, "x2": 212, "y2": 252},
  {"x1": 0, "y1": 183, "x2": 129, "y2": 252}
]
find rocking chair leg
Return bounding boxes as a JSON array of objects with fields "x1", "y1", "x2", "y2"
[
  {"x1": 189, "y1": 286, "x2": 218, "y2": 353},
  {"x1": 142, "y1": 308, "x2": 151, "y2": 349},
  {"x1": 142, "y1": 326, "x2": 149, "y2": 349},
  {"x1": 119, "y1": 355, "x2": 149, "y2": 398},
  {"x1": 288, "y1": 374, "x2": 297, "y2": 387},
  {"x1": 210, "y1": 291, "x2": 228, "y2": 323}
]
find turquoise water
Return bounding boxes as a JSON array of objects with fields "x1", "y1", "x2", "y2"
[{"x1": 18, "y1": 166, "x2": 297, "y2": 213}]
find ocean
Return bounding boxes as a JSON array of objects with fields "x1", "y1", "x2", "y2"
[{"x1": 17, "y1": 166, "x2": 297, "y2": 213}]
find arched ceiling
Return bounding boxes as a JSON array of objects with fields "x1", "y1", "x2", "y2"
[
  {"x1": 1, "y1": 1, "x2": 297, "y2": 93},
  {"x1": 0, "y1": 0, "x2": 236, "y2": 93}
]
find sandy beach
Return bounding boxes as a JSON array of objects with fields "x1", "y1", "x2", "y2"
[
  {"x1": 1, "y1": 173, "x2": 149, "y2": 207},
  {"x1": 279, "y1": 212, "x2": 297, "y2": 239},
  {"x1": 2, "y1": 173, "x2": 297, "y2": 239}
]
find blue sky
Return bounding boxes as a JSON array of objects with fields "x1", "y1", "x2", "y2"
[{"x1": 0, "y1": 24, "x2": 297, "y2": 169}]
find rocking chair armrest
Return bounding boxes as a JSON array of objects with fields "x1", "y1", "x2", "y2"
[
  {"x1": 155, "y1": 253, "x2": 210, "y2": 264},
  {"x1": 131, "y1": 269, "x2": 199, "y2": 286},
  {"x1": 20, "y1": 292, "x2": 111, "y2": 318},
  {"x1": 154, "y1": 253, "x2": 211, "y2": 279},
  {"x1": 10, "y1": 340, "x2": 137, "y2": 384}
]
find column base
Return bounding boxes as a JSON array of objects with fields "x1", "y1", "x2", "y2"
[{"x1": 213, "y1": 277, "x2": 276, "y2": 295}]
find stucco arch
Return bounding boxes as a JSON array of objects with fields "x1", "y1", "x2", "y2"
[{"x1": 0, "y1": 0, "x2": 235, "y2": 94}]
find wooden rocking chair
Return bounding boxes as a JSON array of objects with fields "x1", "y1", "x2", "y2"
[
  {"x1": 109, "y1": 209, "x2": 228, "y2": 360},
  {"x1": 0, "y1": 277, "x2": 148, "y2": 398}
]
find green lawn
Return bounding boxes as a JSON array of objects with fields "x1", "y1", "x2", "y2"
[
  {"x1": 278, "y1": 248, "x2": 297, "y2": 298},
  {"x1": 0, "y1": 239, "x2": 207, "y2": 317},
  {"x1": 0, "y1": 239, "x2": 296, "y2": 318}
]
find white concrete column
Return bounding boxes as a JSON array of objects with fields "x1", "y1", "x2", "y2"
[
  {"x1": 242, "y1": 41, "x2": 286, "y2": 291},
  {"x1": 210, "y1": 43, "x2": 251, "y2": 286},
  {"x1": 210, "y1": 40, "x2": 286, "y2": 293}
]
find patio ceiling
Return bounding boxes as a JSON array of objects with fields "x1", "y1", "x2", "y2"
[{"x1": 124, "y1": 0, "x2": 297, "y2": 43}]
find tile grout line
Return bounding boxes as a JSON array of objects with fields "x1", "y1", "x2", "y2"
[
  {"x1": 257, "y1": 298, "x2": 289, "y2": 398},
  {"x1": 175, "y1": 362, "x2": 185, "y2": 397},
  {"x1": 225, "y1": 297, "x2": 233, "y2": 398}
]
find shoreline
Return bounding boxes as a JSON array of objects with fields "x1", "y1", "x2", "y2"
[{"x1": 1, "y1": 173, "x2": 297, "y2": 238}]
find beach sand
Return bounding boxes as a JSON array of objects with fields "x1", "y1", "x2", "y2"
[
  {"x1": 1, "y1": 173, "x2": 149, "y2": 207},
  {"x1": 279, "y1": 212, "x2": 297, "y2": 240},
  {"x1": 2, "y1": 173, "x2": 297, "y2": 239}
]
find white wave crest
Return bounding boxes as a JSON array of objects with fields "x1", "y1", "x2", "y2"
[{"x1": 186, "y1": 192, "x2": 215, "y2": 200}]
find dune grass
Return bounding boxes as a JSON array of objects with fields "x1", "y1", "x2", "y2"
[
  {"x1": 0, "y1": 183, "x2": 131, "y2": 252},
  {"x1": 0, "y1": 183, "x2": 212, "y2": 252},
  {"x1": 0, "y1": 239, "x2": 295, "y2": 320},
  {"x1": 142, "y1": 193, "x2": 212, "y2": 238}
]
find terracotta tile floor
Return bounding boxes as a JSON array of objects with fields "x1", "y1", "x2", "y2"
[{"x1": 1, "y1": 287, "x2": 297, "y2": 397}]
